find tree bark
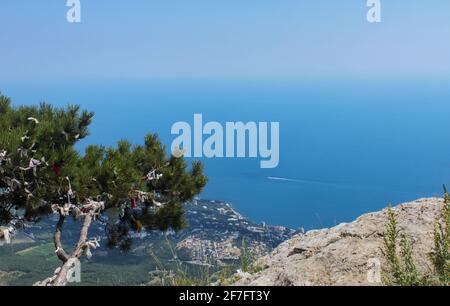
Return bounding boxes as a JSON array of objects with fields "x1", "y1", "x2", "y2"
[
  {"x1": 54, "y1": 214, "x2": 69, "y2": 262},
  {"x1": 36, "y1": 201, "x2": 104, "y2": 286},
  {"x1": 51, "y1": 212, "x2": 94, "y2": 286}
]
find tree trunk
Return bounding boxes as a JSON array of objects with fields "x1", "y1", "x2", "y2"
[
  {"x1": 54, "y1": 214, "x2": 69, "y2": 262},
  {"x1": 35, "y1": 201, "x2": 103, "y2": 286},
  {"x1": 50, "y1": 213, "x2": 94, "y2": 286}
]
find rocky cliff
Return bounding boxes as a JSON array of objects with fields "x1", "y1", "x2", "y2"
[{"x1": 234, "y1": 198, "x2": 444, "y2": 286}]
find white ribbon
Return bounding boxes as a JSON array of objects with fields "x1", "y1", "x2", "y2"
[
  {"x1": 51, "y1": 203, "x2": 72, "y2": 216},
  {"x1": 146, "y1": 170, "x2": 163, "y2": 182},
  {"x1": 85, "y1": 238, "x2": 101, "y2": 259},
  {"x1": 27, "y1": 117, "x2": 39, "y2": 124},
  {"x1": 0, "y1": 226, "x2": 15, "y2": 246}
]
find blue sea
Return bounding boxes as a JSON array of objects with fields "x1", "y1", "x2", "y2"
[{"x1": 2, "y1": 79, "x2": 450, "y2": 229}]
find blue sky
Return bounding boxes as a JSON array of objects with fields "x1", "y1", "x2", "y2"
[{"x1": 1, "y1": 0, "x2": 450, "y2": 81}]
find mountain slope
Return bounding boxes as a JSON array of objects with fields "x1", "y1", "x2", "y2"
[
  {"x1": 234, "y1": 198, "x2": 444, "y2": 286},
  {"x1": 0, "y1": 199, "x2": 295, "y2": 285}
]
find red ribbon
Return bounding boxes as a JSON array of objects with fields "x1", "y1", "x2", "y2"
[{"x1": 52, "y1": 163, "x2": 61, "y2": 176}]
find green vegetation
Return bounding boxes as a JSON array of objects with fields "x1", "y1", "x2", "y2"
[
  {"x1": 382, "y1": 187, "x2": 450, "y2": 286},
  {"x1": 239, "y1": 238, "x2": 264, "y2": 274},
  {"x1": 148, "y1": 239, "x2": 217, "y2": 286},
  {"x1": 0, "y1": 93, "x2": 207, "y2": 285},
  {"x1": 0, "y1": 92, "x2": 207, "y2": 234},
  {"x1": 381, "y1": 207, "x2": 427, "y2": 285},
  {"x1": 0, "y1": 243, "x2": 60, "y2": 285},
  {"x1": 430, "y1": 186, "x2": 450, "y2": 284},
  {"x1": 145, "y1": 238, "x2": 264, "y2": 286},
  {"x1": 0, "y1": 239, "x2": 169, "y2": 286}
]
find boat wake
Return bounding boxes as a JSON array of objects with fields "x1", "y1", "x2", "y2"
[{"x1": 267, "y1": 176, "x2": 337, "y2": 186}]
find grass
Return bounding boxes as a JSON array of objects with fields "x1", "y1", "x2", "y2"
[
  {"x1": 16, "y1": 243, "x2": 54, "y2": 257},
  {"x1": 0, "y1": 243, "x2": 60, "y2": 285}
]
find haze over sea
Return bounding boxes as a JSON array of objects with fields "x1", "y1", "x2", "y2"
[{"x1": 2, "y1": 79, "x2": 450, "y2": 229}]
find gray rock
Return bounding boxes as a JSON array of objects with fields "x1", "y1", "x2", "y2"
[{"x1": 234, "y1": 198, "x2": 444, "y2": 286}]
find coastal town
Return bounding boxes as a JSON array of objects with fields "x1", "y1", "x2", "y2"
[{"x1": 143, "y1": 199, "x2": 297, "y2": 265}]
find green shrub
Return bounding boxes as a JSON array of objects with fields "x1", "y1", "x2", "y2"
[
  {"x1": 382, "y1": 187, "x2": 450, "y2": 286},
  {"x1": 430, "y1": 186, "x2": 450, "y2": 285},
  {"x1": 382, "y1": 207, "x2": 428, "y2": 286}
]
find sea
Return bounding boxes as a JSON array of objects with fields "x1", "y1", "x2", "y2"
[{"x1": 2, "y1": 78, "x2": 450, "y2": 229}]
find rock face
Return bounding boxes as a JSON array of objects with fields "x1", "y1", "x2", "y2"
[{"x1": 234, "y1": 198, "x2": 444, "y2": 286}]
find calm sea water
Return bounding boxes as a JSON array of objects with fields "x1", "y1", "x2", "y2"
[{"x1": 2, "y1": 79, "x2": 450, "y2": 229}]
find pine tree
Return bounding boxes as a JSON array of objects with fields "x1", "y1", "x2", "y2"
[{"x1": 0, "y1": 94, "x2": 207, "y2": 286}]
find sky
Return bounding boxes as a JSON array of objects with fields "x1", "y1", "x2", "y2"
[{"x1": 1, "y1": 0, "x2": 450, "y2": 81}]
